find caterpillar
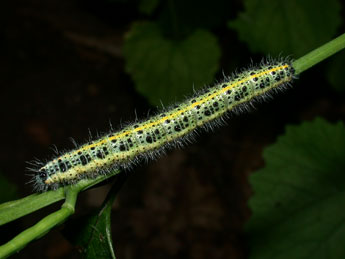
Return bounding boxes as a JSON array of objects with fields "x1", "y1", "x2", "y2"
[{"x1": 30, "y1": 58, "x2": 296, "y2": 191}]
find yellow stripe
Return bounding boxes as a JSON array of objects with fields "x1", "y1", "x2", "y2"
[{"x1": 65, "y1": 64, "x2": 288, "y2": 157}]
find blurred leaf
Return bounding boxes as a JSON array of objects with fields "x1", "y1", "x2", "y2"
[
  {"x1": 123, "y1": 22, "x2": 220, "y2": 106},
  {"x1": 0, "y1": 173, "x2": 17, "y2": 203},
  {"x1": 247, "y1": 118, "x2": 345, "y2": 259},
  {"x1": 158, "y1": 0, "x2": 236, "y2": 35},
  {"x1": 105, "y1": 0, "x2": 130, "y2": 3},
  {"x1": 327, "y1": 51, "x2": 345, "y2": 92},
  {"x1": 139, "y1": 0, "x2": 160, "y2": 15},
  {"x1": 228, "y1": 0, "x2": 342, "y2": 56}
]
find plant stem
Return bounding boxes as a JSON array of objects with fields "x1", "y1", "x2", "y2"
[
  {"x1": 0, "y1": 169, "x2": 120, "y2": 258},
  {"x1": 0, "y1": 169, "x2": 120, "y2": 226},
  {"x1": 0, "y1": 189, "x2": 65, "y2": 226},
  {"x1": 0, "y1": 189, "x2": 77, "y2": 258},
  {"x1": 293, "y1": 33, "x2": 345, "y2": 75}
]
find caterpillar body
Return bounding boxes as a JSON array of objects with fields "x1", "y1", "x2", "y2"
[{"x1": 31, "y1": 58, "x2": 295, "y2": 191}]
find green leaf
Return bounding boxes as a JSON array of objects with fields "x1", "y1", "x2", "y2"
[
  {"x1": 246, "y1": 118, "x2": 345, "y2": 259},
  {"x1": 158, "y1": 0, "x2": 236, "y2": 33},
  {"x1": 228, "y1": 0, "x2": 342, "y2": 56},
  {"x1": 0, "y1": 173, "x2": 17, "y2": 203},
  {"x1": 123, "y1": 22, "x2": 220, "y2": 106},
  {"x1": 63, "y1": 205, "x2": 115, "y2": 259},
  {"x1": 63, "y1": 174, "x2": 127, "y2": 258},
  {"x1": 327, "y1": 51, "x2": 345, "y2": 92},
  {"x1": 138, "y1": 0, "x2": 160, "y2": 15}
]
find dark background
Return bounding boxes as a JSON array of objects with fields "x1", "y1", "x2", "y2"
[{"x1": 1, "y1": 0, "x2": 344, "y2": 258}]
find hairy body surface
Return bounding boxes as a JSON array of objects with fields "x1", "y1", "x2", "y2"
[{"x1": 31, "y1": 59, "x2": 295, "y2": 191}]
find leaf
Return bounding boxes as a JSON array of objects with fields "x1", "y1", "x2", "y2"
[
  {"x1": 158, "y1": 0, "x2": 236, "y2": 33},
  {"x1": 327, "y1": 51, "x2": 345, "y2": 92},
  {"x1": 246, "y1": 118, "x2": 345, "y2": 259},
  {"x1": 64, "y1": 205, "x2": 115, "y2": 259},
  {"x1": 63, "y1": 174, "x2": 128, "y2": 258},
  {"x1": 228, "y1": 0, "x2": 342, "y2": 56},
  {"x1": 138, "y1": 0, "x2": 160, "y2": 15},
  {"x1": 0, "y1": 173, "x2": 17, "y2": 203},
  {"x1": 123, "y1": 22, "x2": 220, "y2": 106}
]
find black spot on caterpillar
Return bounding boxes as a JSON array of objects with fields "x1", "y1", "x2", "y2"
[{"x1": 28, "y1": 58, "x2": 296, "y2": 191}]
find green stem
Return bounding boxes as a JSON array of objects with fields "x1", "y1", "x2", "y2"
[
  {"x1": 0, "y1": 169, "x2": 120, "y2": 226},
  {"x1": 293, "y1": 33, "x2": 345, "y2": 75},
  {"x1": 0, "y1": 189, "x2": 77, "y2": 258},
  {"x1": 0, "y1": 189, "x2": 65, "y2": 226},
  {"x1": 0, "y1": 169, "x2": 120, "y2": 258}
]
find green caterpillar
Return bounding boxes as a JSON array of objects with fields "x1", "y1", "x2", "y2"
[{"x1": 30, "y1": 58, "x2": 295, "y2": 191}]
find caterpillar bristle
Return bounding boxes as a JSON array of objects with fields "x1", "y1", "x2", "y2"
[{"x1": 30, "y1": 57, "x2": 296, "y2": 192}]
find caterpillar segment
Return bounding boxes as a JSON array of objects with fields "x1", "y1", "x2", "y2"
[{"x1": 31, "y1": 58, "x2": 295, "y2": 191}]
